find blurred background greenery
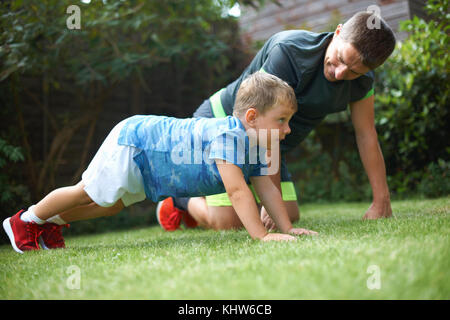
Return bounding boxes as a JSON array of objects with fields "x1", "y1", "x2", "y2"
[{"x1": 0, "y1": 0, "x2": 448, "y2": 239}]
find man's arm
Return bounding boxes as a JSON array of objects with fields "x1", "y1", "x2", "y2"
[
  {"x1": 349, "y1": 95, "x2": 393, "y2": 219},
  {"x1": 215, "y1": 160, "x2": 296, "y2": 241}
]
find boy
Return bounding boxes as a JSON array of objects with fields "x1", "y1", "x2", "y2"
[{"x1": 3, "y1": 72, "x2": 317, "y2": 253}]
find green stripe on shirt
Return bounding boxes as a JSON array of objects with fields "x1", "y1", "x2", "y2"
[
  {"x1": 209, "y1": 88, "x2": 227, "y2": 118},
  {"x1": 361, "y1": 87, "x2": 374, "y2": 100}
]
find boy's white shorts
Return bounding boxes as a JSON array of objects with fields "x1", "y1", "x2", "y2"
[{"x1": 82, "y1": 120, "x2": 146, "y2": 207}]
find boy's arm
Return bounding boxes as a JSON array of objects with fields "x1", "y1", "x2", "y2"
[
  {"x1": 250, "y1": 175, "x2": 318, "y2": 236},
  {"x1": 215, "y1": 160, "x2": 296, "y2": 241},
  {"x1": 250, "y1": 176, "x2": 292, "y2": 233}
]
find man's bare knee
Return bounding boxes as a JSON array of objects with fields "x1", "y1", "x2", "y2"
[
  {"x1": 285, "y1": 201, "x2": 300, "y2": 223},
  {"x1": 211, "y1": 218, "x2": 242, "y2": 230},
  {"x1": 208, "y1": 206, "x2": 243, "y2": 230}
]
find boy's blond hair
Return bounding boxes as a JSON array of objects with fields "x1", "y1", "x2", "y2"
[{"x1": 233, "y1": 71, "x2": 297, "y2": 118}]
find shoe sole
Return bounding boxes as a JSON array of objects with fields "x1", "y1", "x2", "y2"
[
  {"x1": 38, "y1": 236, "x2": 49, "y2": 250},
  {"x1": 2, "y1": 218, "x2": 24, "y2": 254},
  {"x1": 156, "y1": 201, "x2": 163, "y2": 227}
]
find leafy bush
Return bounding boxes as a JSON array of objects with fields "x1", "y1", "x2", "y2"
[
  {"x1": 374, "y1": 0, "x2": 449, "y2": 179},
  {"x1": 0, "y1": 137, "x2": 30, "y2": 213},
  {"x1": 288, "y1": 129, "x2": 372, "y2": 203},
  {"x1": 416, "y1": 159, "x2": 450, "y2": 198}
]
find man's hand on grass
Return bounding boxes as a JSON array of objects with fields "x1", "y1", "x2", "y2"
[{"x1": 363, "y1": 200, "x2": 393, "y2": 220}]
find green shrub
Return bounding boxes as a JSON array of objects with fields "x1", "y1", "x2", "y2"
[
  {"x1": 416, "y1": 159, "x2": 450, "y2": 198},
  {"x1": 0, "y1": 137, "x2": 30, "y2": 214},
  {"x1": 289, "y1": 130, "x2": 372, "y2": 203},
  {"x1": 374, "y1": 0, "x2": 449, "y2": 177}
]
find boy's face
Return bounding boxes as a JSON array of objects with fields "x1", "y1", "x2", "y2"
[
  {"x1": 323, "y1": 24, "x2": 370, "y2": 82},
  {"x1": 245, "y1": 101, "x2": 296, "y2": 150}
]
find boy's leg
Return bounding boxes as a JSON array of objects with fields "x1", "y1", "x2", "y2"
[
  {"x1": 36, "y1": 200, "x2": 125, "y2": 250},
  {"x1": 33, "y1": 181, "x2": 93, "y2": 221},
  {"x1": 57, "y1": 200, "x2": 124, "y2": 223},
  {"x1": 3, "y1": 182, "x2": 92, "y2": 253}
]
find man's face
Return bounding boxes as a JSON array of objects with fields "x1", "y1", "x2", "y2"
[{"x1": 323, "y1": 25, "x2": 371, "y2": 82}]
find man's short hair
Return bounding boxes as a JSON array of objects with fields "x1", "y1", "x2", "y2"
[
  {"x1": 233, "y1": 71, "x2": 297, "y2": 118},
  {"x1": 340, "y1": 11, "x2": 396, "y2": 69}
]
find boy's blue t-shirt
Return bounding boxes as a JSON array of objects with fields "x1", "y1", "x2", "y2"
[{"x1": 117, "y1": 115, "x2": 268, "y2": 202}]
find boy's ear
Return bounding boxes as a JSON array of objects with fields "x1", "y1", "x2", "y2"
[{"x1": 245, "y1": 108, "x2": 258, "y2": 126}]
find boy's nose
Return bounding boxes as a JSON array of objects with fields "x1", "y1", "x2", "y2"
[{"x1": 284, "y1": 124, "x2": 291, "y2": 135}]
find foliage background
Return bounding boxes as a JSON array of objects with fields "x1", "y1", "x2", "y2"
[{"x1": 0, "y1": 0, "x2": 448, "y2": 240}]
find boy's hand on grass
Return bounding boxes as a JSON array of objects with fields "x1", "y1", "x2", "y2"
[
  {"x1": 262, "y1": 233, "x2": 297, "y2": 242},
  {"x1": 288, "y1": 228, "x2": 318, "y2": 236}
]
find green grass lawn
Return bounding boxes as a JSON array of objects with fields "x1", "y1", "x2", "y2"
[{"x1": 1, "y1": 197, "x2": 449, "y2": 299}]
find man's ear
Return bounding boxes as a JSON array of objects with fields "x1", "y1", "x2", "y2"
[
  {"x1": 334, "y1": 24, "x2": 343, "y2": 37},
  {"x1": 245, "y1": 108, "x2": 258, "y2": 127}
]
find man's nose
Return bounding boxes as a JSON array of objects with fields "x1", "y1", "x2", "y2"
[{"x1": 335, "y1": 64, "x2": 348, "y2": 80}]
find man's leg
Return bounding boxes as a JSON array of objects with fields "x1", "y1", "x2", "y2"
[
  {"x1": 260, "y1": 200, "x2": 299, "y2": 231},
  {"x1": 260, "y1": 180, "x2": 299, "y2": 230},
  {"x1": 187, "y1": 197, "x2": 243, "y2": 230},
  {"x1": 187, "y1": 186, "x2": 299, "y2": 230}
]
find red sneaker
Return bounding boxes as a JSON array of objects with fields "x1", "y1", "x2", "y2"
[
  {"x1": 2, "y1": 209, "x2": 43, "y2": 254},
  {"x1": 181, "y1": 211, "x2": 198, "y2": 229},
  {"x1": 38, "y1": 223, "x2": 70, "y2": 250},
  {"x1": 156, "y1": 197, "x2": 184, "y2": 231}
]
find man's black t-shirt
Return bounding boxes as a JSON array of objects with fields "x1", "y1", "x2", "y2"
[{"x1": 212, "y1": 30, "x2": 374, "y2": 153}]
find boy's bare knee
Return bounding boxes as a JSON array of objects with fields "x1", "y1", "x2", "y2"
[
  {"x1": 103, "y1": 206, "x2": 120, "y2": 217},
  {"x1": 104, "y1": 200, "x2": 124, "y2": 216},
  {"x1": 75, "y1": 183, "x2": 93, "y2": 206}
]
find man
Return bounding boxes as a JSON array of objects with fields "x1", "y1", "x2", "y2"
[{"x1": 158, "y1": 11, "x2": 397, "y2": 232}]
